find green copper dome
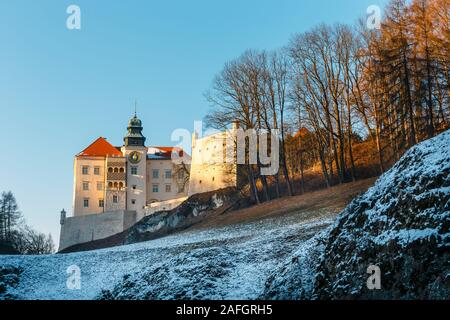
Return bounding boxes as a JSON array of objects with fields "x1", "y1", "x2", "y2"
[
  {"x1": 128, "y1": 114, "x2": 142, "y2": 127},
  {"x1": 124, "y1": 113, "x2": 146, "y2": 147}
]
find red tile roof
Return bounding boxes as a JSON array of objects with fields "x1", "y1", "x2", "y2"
[
  {"x1": 153, "y1": 146, "x2": 183, "y2": 154},
  {"x1": 148, "y1": 146, "x2": 187, "y2": 160},
  {"x1": 77, "y1": 137, "x2": 123, "y2": 157}
]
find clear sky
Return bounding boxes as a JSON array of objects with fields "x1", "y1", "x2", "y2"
[{"x1": 0, "y1": 0, "x2": 389, "y2": 246}]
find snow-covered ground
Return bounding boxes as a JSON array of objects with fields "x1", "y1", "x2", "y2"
[
  {"x1": 0, "y1": 209, "x2": 336, "y2": 300},
  {"x1": 3, "y1": 131, "x2": 449, "y2": 300}
]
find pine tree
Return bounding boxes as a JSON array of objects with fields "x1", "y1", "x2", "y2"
[{"x1": 0, "y1": 191, "x2": 22, "y2": 244}]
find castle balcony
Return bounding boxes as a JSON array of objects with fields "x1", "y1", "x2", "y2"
[
  {"x1": 107, "y1": 172, "x2": 126, "y2": 181},
  {"x1": 107, "y1": 180, "x2": 126, "y2": 191},
  {"x1": 106, "y1": 187, "x2": 127, "y2": 192}
]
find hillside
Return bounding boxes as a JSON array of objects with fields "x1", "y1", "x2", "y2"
[
  {"x1": 1, "y1": 130, "x2": 449, "y2": 300},
  {"x1": 0, "y1": 180, "x2": 372, "y2": 300},
  {"x1": 60, "y1": 179, "x2": 374, "y2": 253},
  {"x1": 263, "y1": 130, "x2": 450, "y2": 299}
]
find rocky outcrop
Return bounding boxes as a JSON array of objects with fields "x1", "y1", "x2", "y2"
[
  {"x1": 263, "y1": 130, "x2": 450, "y2": 300},
  {"x1": 125, "y1": 187, "x2": 248, "y2": 244},
  {"x1": 60, "y1": 187, "x2": 249, "y2": 253},
  {"x1": 0, "y1": 266, "x2": 22, "y2": 300}
]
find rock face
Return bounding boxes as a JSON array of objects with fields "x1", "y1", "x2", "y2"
[
  {"x1": 264, "y1": 130, "x2": 450, "y2": 299},
  {"x1": 0, "y1": 266, "x2": 22, "y2": 300},
  {"x1": 60, "y1": 187, "x2": 249, "y2": 253}
]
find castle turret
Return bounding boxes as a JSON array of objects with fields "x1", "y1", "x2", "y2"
[
  {"x1": 122, "y1": 113, "x2": 148, "y2": 219},
  {"x1": 124, "y1": 113, "x2": 146, "y2": 147}
]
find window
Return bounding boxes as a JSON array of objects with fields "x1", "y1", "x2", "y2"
[
  {"x1": 165, "y1": 184, "x2": 171, "y2": 193},
  {"x1": 131, "y1": 199, "x2": 136, "y2": 205},
  {"x1": 83, "y1": 182, "x2": 89, "y2": 191},
  {"x1": 131, "y1": 167, "x2": 138, "y2": 175},
  {"x1": 94, "y1": 167, "x2": 100, "y2": 175},
  {"x1": 152, "y1": 184, "x2": 159, "y2": 193},
  {"x1": 178, "y1": 171, "x2": 184, "y2": 179},
  {"x1": 99, "y1": 199, "x2": 104, "y2": 208},
  {"x1": 113, "y1": 195, "x2": 118, "y2": 203},
  {"x1": 97, "y1": 182, "x2": 103, "y2": 191},
  {"x1": 108, "y1": 182, "x2": 113, "y2": 188},
  {"x1": 83, "y1": 199, "x2": 89, "y2": 208},
  {"x1": 165, "y1": 170, "x2": 172, "y2": 179},
  {"x1": 119, "y1": 167, "x2": 125, "y2": 173},
  {"x1": 108, "y1": 167, "x2": 113, "y2": 173},
  {"x1": 114, "y1": 167, "x2": 119, "y2": 173},
  {"x1": 82, "y1": 166, "x2": 89, "y2": 175},
  {"x1": 152, "y1": 169, "x2": 159, "y2": 179},
  {"x1": 119, "y1": 182, "x2": 124, "y2": 188},
  {"x1": 178, "y1": 185, "x2": 185, "y2": 193}
]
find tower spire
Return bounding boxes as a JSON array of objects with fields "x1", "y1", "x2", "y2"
[{"x1": 124, "y1": 103, "x2": 146, "y2": 147}]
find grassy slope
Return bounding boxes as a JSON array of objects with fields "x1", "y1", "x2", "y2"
[
  {"x1": 190, "y1": 178, "x2": 376, "y2": 231},
  {"x1": 61, "y1": 178, "x2": 376, "y2": 253}
]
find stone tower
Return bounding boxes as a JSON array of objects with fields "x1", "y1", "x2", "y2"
[{"x1": 122, "y1": 113, "x2": 148, "y2": 219}]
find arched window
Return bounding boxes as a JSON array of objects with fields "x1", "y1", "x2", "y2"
[
  {"x1": 114, "y1": 168, "x2": 119, "y2": 173},
  {"x1": 108, "y1": 182, "x2": 113, "y2": 188},
  {"x1": 114, "y1": 182, "x2": 118, "y2": 188},
  {"x1": 119, "y1": 182, "x2": 124, "y2": 188},
  {"x1": 119, "y1": 167, "x2": 125, "y2": 173},
  {"x1": 108, "y1": 167, "x2": 113, "y2": 173}
]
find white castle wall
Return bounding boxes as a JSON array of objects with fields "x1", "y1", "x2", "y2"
[
  {"x1": 188, "y1": 126, "x2": 238, "y2": 196},
  {"x1": 122, "y1": 146, "x2": 148, "y2": 221},
  {"x1": 59, "y1": 210, "x2": 137, "y2": 251},
  {"x1": 73, "y1": 157, "x2": 107, "y2": 216},
  {"x1": 146, "y1": 159, "x2": 188, "y2": 202}
]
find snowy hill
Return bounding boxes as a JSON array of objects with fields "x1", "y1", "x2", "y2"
[
  {"x1": 1, "y1": 130, "x2": 449, "y2": 300},
  {"x1": 0, "y1": 210, "x2": 336, "y2": 300},
  {"x1": 263, "y1": 130, "x2": 450, "y2": 299}
]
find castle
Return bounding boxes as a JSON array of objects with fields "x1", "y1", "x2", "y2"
[{"x1": 59, "y1": 113, "x2": 241, "y2": 251}]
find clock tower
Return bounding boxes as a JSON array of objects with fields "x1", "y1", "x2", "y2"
[{"x1": 122, "y1": 113, "x2": 148, "y2": 219}]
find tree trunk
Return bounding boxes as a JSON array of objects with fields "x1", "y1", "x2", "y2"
[
  {"x1": 247, "y1": 164, "x2": 260, "y2": 204},
  {"x1": 403, "y1": 51, "x2": 417, "y2": 147}
]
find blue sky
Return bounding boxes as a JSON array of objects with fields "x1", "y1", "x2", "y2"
[{"x1": 0, "y1": 0, "x2": 388, "y2": 245}]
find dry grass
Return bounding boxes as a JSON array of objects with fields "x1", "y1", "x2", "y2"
[{"x1": 191, "y1": 177, "x2": 377, "y2": 230}]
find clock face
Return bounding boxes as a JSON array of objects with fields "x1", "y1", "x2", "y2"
[{"x1": 129, "y1": 151, "x2": 141, "y2": 164}]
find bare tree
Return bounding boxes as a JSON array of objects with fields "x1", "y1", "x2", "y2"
[{"x1": 13, "y1": 226, "x2": 55, "y2": 255}]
